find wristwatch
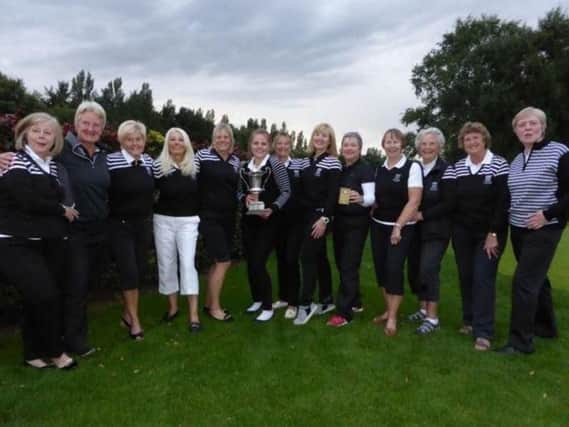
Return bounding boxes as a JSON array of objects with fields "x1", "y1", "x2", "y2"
[{"x1": 320, "y1": 216, "x2": 330, "y2": 224}]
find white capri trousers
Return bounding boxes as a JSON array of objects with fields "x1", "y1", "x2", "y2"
[{"x1": 153, "y1": 214, "x2": 200, "y2": 296}]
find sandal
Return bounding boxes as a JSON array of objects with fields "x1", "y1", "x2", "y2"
[
  {"x1": 372, "y1": 312, "x2": 388, "y2": 325},
  {"x1": 474, "y1": 337, "x2": 491, "y2": 351},
  {"x1": 189, "y1": 322, "x2": 202, "y2": 333},
  {"x1": 120, "y1": 317, "x2": 132, "y2": 329},
  {"x1": 208, "y1": 309, "x2": 234, "y2": 322},
  {"x1": 129, "y1": 330, "x2": 145, "y2": 341}
]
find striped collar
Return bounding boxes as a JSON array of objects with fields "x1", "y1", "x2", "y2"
[{"x1": 24, "y1": 145, "x2": 52, "y2": 173}]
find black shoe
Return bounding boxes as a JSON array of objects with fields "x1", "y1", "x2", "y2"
[
  {"x1": 129, "y1": 330, "x2": 145, "y2": 341},
  {"x1": 162, "y1": 311, "x2": 179, "y2": 323},
  {"x1": 76, "y1": 347, "x2": 96, "y2": 358},
  {"x1": 189, "y1": 322, "x2": 202, "y2": 333},
  {"x1": 494, "y1": 345, "x2": 531, "y2": 355},
  {"x1": 207, "y1": 309, "x2": 234, "y2": 322},
  {"x1": 120, "y1": 317, "x2": 132, "y2": 329}
]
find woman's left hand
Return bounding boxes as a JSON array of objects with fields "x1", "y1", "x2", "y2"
[
  {"x1": 311, "y1": 218, "x2": 327, "y2": 239},
  {"x1": 390, "y1": 225, "x2": 402, "y2": 245},
  {"x1": 527, "y1": 210, "x2": 547, "y2": 230},
  {"x1": 259, "y1": 209, "x2": 273, "y2": 220},
  {"x1": 483, "y1": 233, "x2": 499, "y2": 259}
]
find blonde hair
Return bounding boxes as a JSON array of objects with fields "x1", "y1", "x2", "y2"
[
  {"x1": 74, "y1": 101, "x2": 107, "y2": 129},
  {"x1": 14, "y1": 112, "x2": 64, "y2": 156},
  {"x1": 248, "y1": 128, "x2": 270, "y2": 152},
  {"x1": 272, "y1": 132, "x2": 292, "y2": 151},
  {"x1": 458, "y1": 122, "x2": 491, "y2": 149},
  {"x1": 158, "y1": 128, "x2": 196, "y2": 177},
  {"x1": 117, "y1": 120, "x2": 147, "y2": 145},
  {"x1": 308, "y1": 123, "x2": 337, "y2": 156},
  {"x1": 212, "y1": 123, "x2": 234, "y2": 152},
  {"x1": 512, "y1": 107, "x2": 547, "y2": 137}
]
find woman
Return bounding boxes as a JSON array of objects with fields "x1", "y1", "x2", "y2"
[
  {"x1": 371, "y1": 129, "x2": 423, "y2": 336},
  {"x1": 327, "y1": 132, "x2": 375, "y2": 327},
  {"x1": 294, "y1": 123, "x2": 341, "y2": 326},
  {"x1": 444, "y1": 122, "x2": 509, "y2": 351},
  {"x1": 496, "y1": 107, "x2": 569, "y2": 354},
  {"x1": 0, "y1": 113, "x2": 78, "y2": 369},
  {"x1": 239, "y1": 129, "x2": 290, "y2": 322},
  {"x1": 107, "y1": 120, "x2": 155, "y2": 340},
  {"x1": 58, "y1": 101, "x2": 109, "y2": 356},
  {"x1": 407, "y1": 128, "x2": 452, "y2": 335},
  {"x1": 195, "y1": 123, "x2": 240, "y2": 322},
  {"x1": 153, "y1": 128, "x2": 201, "y2": 332}
]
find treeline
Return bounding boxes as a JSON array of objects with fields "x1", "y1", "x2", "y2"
[
  {"x1": 0, "y1": 70, "x2": 310, "y2": 157},
  {"x1": 403, "y1": 7, "x2": 569, "y2": 161}
]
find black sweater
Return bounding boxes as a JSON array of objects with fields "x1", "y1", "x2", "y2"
[
  {"x1": 107, "y1": 151, "x2": 155, "y2": 219},
  {"x1": 0, "y1": 151, "x2": 68, "y2": 238},
  {"x1": 298, "y1": 153, "x2": 342, "y2": 218},
  {"x1": 418, "y1": 158, "x2": 452, "y2": 241},
  {"x1": 153, "y1": 160, "x2": 199, "y2": 217},
  {"x1": 336, "y1": 158, "x2": 374, "y2": 217}
]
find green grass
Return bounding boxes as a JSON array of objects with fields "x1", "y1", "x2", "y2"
[{"x1": 1, "y1": 233, "x2": 568, "y2": 426}]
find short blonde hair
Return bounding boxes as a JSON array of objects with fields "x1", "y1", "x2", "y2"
[
  {"x1": 309, "y1": 123, "x2": 337, "y2": 156},
  {"x1": 117, "y1": 120, "x2": 147, "y2": 144},
  {"x1": 158, "y1": 127, "x2": 196, "y2": 177},
  {"x1": 458, "y1": 122, "x2": 491, "y2": 149},
  {"x1": 248, "y1": 128, "x2": 271, "y2": 152},
  {"x1": 14, "y1": 112, "x2": 64, "y2": 156},
  {"x1": 512, "y1": 107, "x2": 547, "y2": 136},
  {"x1": 272, "y1": 132, "x2": 292, "y2": 150},
  {"x1": 74, "y1": 101, "x2": 107, "y2": 129},
  {"x1": 212, "y1": 123, "x2": 235, "y2": 152}
]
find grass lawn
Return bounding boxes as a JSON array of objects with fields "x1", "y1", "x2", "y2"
[{"x1": 1, "y1": 232, "x2": 568, "y2": 426}]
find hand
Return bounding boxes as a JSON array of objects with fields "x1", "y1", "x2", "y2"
[
  {"x1": 245, "y1": 193, "x2": 258, "y2": 207},
  {"x1": 259, "y1": 208, "x2": 273, "y2": 220},
  {"x1": 63, "y1": 206, "x2": 79, "y2": 222},
  {"x1": 483, "y1": 233, "x2": 499, "y2": 259},
  {"x1": 526, "y1": 210, "x2": 547, "y2": 230},
  {"x1": 0, "y1": 152, "x2": 16, "y2": 172},
  {"x1": 349, "y1": 190, "x2": 363, "y2": 204},
  {"x1": 311, "y1": 218, "x2": 327, "y2": 239},
  {"x1": 390, "y1": 225, "x2": 402, "y2": 245},
  {"x1": 415, "y1": 211, "x2": 424, "y2": 222}
]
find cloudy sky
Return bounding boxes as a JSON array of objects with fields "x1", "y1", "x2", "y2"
[{"x1": 0, "y1": 0, "x2": 565, "y2": 148}]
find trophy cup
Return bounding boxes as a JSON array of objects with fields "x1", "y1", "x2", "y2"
[{"x1": 240, "y1": 168, "x2": 272, "y2": 215}]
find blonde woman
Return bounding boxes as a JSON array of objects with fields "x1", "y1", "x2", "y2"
[
  {"x1": 195, "y1": 123, "x2": 240, "y2": 322},
  {"x1": 107, "y1": 120, "x2": 155, "y2": 340},
  {"x1": 294, "y1": 123, "x2": 342, "y2": 325},
  {"x1": 0, "y1": 113, "x2": 78, "y2": 369},
  {"x1": 153, "y1": 128, "x2": 201, "y2": 332}
]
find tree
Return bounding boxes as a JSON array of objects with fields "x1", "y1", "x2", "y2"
[
  {"x1": 124, "y1": 82, "x2": 155, "y2": 126},
  {"x1": 70, "y1": 70, "x2": 95, "y2": 107},
  {"x1": 402, "y1": 9, "x2": 569, "y2": 161},
  {"x1": 0, "y1": 72, "x2": 43, "y2": 114},
  {"x1": 363, "y1": 147, "x2": 385, "y2": 167},
  {"x1": 44, "y1": 81, "x2": 71, "y2": 107},
  {"x1": 96, "y1": 77, "x2": 125, "y2": 123}
]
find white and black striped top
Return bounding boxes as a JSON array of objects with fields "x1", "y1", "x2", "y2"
[
  {"x1": 107, "y1": 151, "x2": 154, "y2": 174},
  {"x1": 508, "y1": 141, "x2": 569, "y2": 228},
  {"x1": 195, "y1": 148, "x2": 241, "y2": 173},
  {"x1": 298, "y1": 153, "x2": 342, "y2": 217}
]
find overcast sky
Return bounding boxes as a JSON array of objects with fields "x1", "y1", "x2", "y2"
[{"x1": 0, "y1": 0, "x2": 566, "y2": 149}]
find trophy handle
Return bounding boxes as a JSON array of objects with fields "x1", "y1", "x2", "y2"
[
  {"x1": 261, "y1": 167, "x2": 272, "y2": 189},
  {"x1": 239, "y1": 168, "x2": 250, "y2": 191}
]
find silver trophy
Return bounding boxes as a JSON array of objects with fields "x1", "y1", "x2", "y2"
[{"x1": 240, "y1": 168, "x2": 272, "y2": 215}]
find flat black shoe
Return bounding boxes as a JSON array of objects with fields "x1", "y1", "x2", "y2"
[
  {"x1": 189, "y1": 322, "x2": 202, "y2": 333},
  {"x1": 202, "y1": 306, "x2": 210, "y2": 314},
  {"x1": 207, "y1": 310, "x2": 234, "y2": 322},
  {"x1": 162, "y1": 311, "x2": 179, "y2": 323},
  {"x1": 121, "y1": 317, "x2": 132, "y2": 329},
  {"x1": 494, "y1": 345, "x2": 530, "y2": 355}
]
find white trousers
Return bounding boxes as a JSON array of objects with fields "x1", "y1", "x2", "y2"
[{"x1": 153, "y1": 214, "x2": 200, "y2": 296}]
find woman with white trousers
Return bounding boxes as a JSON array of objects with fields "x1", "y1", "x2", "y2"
[{"x1": 153, "y1": 128, "x2": 201, "y2": 332}]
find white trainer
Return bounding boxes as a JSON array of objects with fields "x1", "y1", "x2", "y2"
[
  {"x1": 293, "y1": 303, "x2": 319, "y2": 325},
  {"x1": 246, "y1": 302, "x2": 262, "y2": 313},
  {"x1": 284, "y1": 306, "x2": 297, "y2": 319},
  {"x1": 272, "y1": 300, "x2": 288, "y2": 310},
  {"x1": 256, "y1": 310, "x2": 274, "y2": 322},
  {"x1": 316, "y1": 303, "x2": 336, "y2": 315}
]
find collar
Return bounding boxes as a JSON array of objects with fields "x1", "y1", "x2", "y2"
[
  {"x1": 521, "y1": 139, "x2": 550, "y2": 152},
  {"x1": 248, "y1": 154, "x2": 270, "y2": 172},
  {"x1": 343, "y1": 157, "x2": 361, "y2": 169},
  {"x1": 421, "y1": 157, "x2": 437, "y2": 170},
  {"x1": 24, "y1": 145, "x2": 52, "y2": 171},
  {"x1": 279, "y1": 156, "x2": 292, "y2": 167},
  {"x1": 383, "y1": 155, "x2": 407, "y2": 170},
  {"x1": 311, "y1": 151, "x2": 328, "y2": 164},
  {"x1": 67, "y1": 132, "x2": 101, "y2": 156},
  {"x1": 121, "y1": 149, "x2": 145, "y2": 166},
  {"x1": 465, "y1": 150, "x2": 493, "y2": 168}
]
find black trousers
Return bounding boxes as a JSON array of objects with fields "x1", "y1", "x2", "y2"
[
  {"x1": 333, "y1": 215, "x2": 369, "y2": 320},
  {"x1": 370, "y1": 222, "x2": 415, "y2": 296},
  {"x1": 451, "y1": 223, "x2": 507, "y2": 340},
  {"x1": 63, "y1": 220, "x2": 108, "y2": 353},
  {"x1": 109, "y1": 217, "x2": 153, "y2": 291},
  {"x1": 242, "y1": 215, "x2": 279, "y2": 310},
  {"x1": 275, "y1": 213, "x2": 303, "y2": 306},
  {"x1": 508, "y1": 226, "x2": 563, "y2": 352},
  {"x1": 408, "y1": 231, "x2": 449, "y2": 303},
  {"x1": 0, "y1": 237, "x2": 66, "y2": 361},
  {"x1": 299, "y1": 212, "x2": 333, "y2": 306}
]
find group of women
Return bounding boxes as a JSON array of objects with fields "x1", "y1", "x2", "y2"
[{"x1": 0, "y1": 101, "x2": 567, "y2": 370}]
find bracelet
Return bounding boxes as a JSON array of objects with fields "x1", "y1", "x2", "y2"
[
  {"x1": 320, "y1": 216, "x2": 330, "y2": 224},
  {"x1": 489, "y1": 232, "x2": 497, "y2": 238}
]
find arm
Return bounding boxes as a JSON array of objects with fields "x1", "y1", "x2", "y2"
[
  {"x1": 391, "y1": 162, "x2": 422, "y2": 244},
  {"x1": 543, "y1": 151, "x2": 569, "y2": 221},
  {"x1": 323, "y1": 164, "x2": 341, "y2": 218},
  {"x1": 485, "y1": 160, "x2": 509, "y2": 258},
  {"x1": 269, "y1": 158, "x2": 291, "y2": 211},
  {"x1": 0, "y1": 152, "x2": 16, "y2": 172}
]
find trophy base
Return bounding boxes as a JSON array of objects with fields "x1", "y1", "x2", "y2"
[
  {"x1": 246, "y1": 201, "x2": 270, "y2": 216},
  {"x1": 245, "y1": 209, "x2": 272, "y2": 216}
]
